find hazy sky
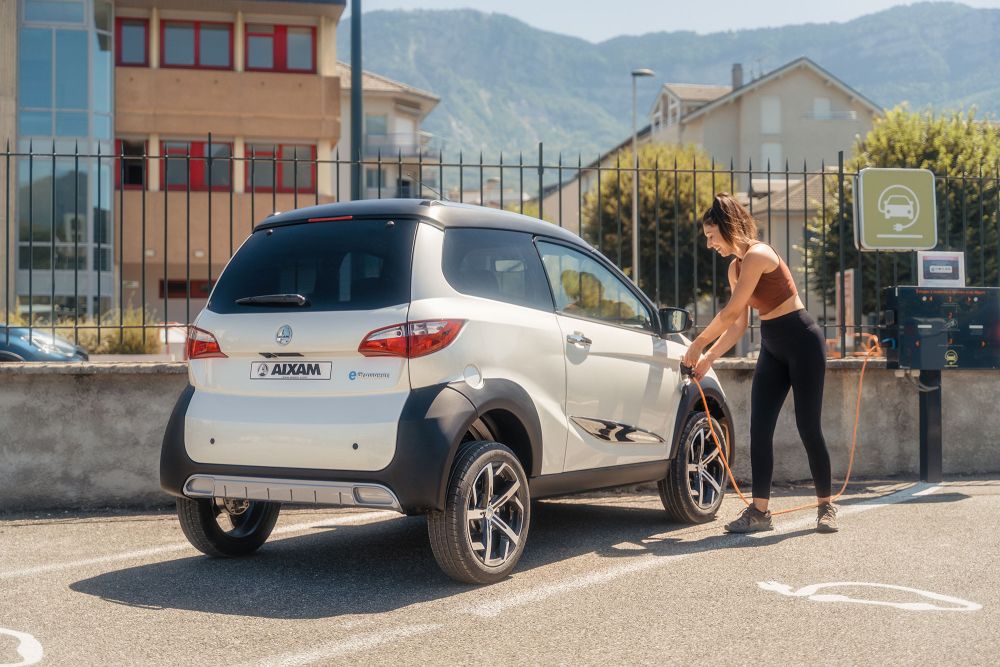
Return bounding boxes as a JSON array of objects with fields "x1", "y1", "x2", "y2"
[{"x1": 348, "y1": 0, "x2": 1000, "y2": 42}]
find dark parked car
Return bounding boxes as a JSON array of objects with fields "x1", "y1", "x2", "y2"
[{"x1": 0, "y1": 326, "x2": 89, "y2": 362}]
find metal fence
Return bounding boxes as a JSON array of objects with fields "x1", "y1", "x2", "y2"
[{"x1": 3, "y1": 137, "x2": 999, "y2": 358}]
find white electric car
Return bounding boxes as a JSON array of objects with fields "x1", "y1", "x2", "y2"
[{"x1": 161, "y1": 199, "x2": 733, "y2": 584}]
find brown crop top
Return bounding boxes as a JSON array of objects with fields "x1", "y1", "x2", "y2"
[{"x1": 733, "y1": 244, "x2": 797, "y2": 315}]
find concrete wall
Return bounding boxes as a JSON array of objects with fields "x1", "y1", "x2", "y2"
[{"x1": 1, "y1": 360, "x2": 998, "y2": 512}]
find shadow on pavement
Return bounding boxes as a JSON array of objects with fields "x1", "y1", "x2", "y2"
[{"x1": 69, "y1": 498, "x2": 820, "y2": 620}]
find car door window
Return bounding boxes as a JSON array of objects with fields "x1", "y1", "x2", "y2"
[
  {"x1": 443, "y1": 228, "x2": 553, "y2": 311},
  {"x1": 536, "y1": 241, "x2": 654, "y2": 332}
]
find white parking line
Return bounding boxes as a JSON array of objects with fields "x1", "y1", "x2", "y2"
[
  {"x1": 246, "y1": 624, "x2": 442, "y2": 667},
  {"x1": 0, "y1": 511, "x2": 398, "y2": 580},
  {"x1": 749, "y1": 483, "x2": 940, "y2": 537}
]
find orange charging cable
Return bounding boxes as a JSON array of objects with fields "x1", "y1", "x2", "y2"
[{"x1": 692, "y1": 335, "x2": 882, "y2": 516}]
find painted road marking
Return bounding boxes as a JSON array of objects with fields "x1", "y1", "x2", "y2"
[
  {"x1": 238, "y1": 624, "x2": 442, "y2": 667},
  {"x1": 0, "y1": 511, "x2": 398, "y2": 580},
  {"x1": 749, "y1": 483, "x2": 940, "y2": 537},
  {"x1": 758, "y1": 581, "x2": 982, "y2": 612},
  {"x1": 474, "y1": 484, "x2": 938, "y2": 616},
  {"x1": 0, "y1": 628, "x2": 43, "y2": 667}
]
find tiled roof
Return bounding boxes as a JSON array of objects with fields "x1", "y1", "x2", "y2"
[
  {"x1": 336, "y1": 62, "x2": 439, "y2": 102},
  {"x1": 662, "y1": 83, "x2": 731, "y2": 103},
  {"x1": 750, "y1": 171, "x2": 839, "y2": 214}
]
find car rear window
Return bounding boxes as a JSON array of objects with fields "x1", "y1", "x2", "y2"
[{"x1": 208, "y1": 218, "x2": 417, "y2": 314}]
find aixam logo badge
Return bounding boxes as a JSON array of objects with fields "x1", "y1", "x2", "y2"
[
  {"x1": 250, "y1": 361, "x2": 332, "y2": 380},
  {"x1": 276, "y1": 325, "x2": 292, "y2": 346}
]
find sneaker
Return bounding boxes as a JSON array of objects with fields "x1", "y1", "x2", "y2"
[
  {"x1": 816, "y1": 503, "x2": 839, "y2": 533},
  {"x1": 724, "y1": 505, "x2": 774, "y2": 533}
]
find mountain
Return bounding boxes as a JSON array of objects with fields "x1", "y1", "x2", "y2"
[{"x1": 337, "y1": 2, "x2": 1000, "y2": 159}]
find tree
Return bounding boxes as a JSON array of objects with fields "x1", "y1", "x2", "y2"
[
  {"x1": 807, "y1": 106, "x2": 1000, "y2": 314},
  {"x1": 580, "y1": 143, "x2": 722, "y2": 309}
]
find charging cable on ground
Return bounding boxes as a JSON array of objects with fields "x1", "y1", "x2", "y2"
[{"x1": 681, "y1": 337, "x2": 881, "y2": 516}]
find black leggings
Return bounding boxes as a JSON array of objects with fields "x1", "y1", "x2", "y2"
[{"x1": 750, "y1": 309, "x2": 832, "y2": 500}]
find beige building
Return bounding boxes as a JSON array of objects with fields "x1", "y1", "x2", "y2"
[
  {"x1": 652, "y1": 58, "x2": 880, "y2": 180},
  {"x1": 112, "y1": 0, "x2": 347, "y2": 321},
  {"x1": 541, "y1": 57, "x2": 881, "y2": 239},
  {"x1": 3, "y1": 0, "x2": 440, "y2": 323},
  {"x1": 333, "y1": 62, "x2": 440, "y2": 201}
]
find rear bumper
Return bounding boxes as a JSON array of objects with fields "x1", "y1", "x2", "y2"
[
  {"x1": 160, "y1": 383, "x2": 478, "y2": 514},
  {"x1": 183, "y1": 474, "x2": 402, "y2": 512}
]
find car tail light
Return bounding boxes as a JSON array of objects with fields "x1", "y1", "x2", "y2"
[
  {"x1": 185, "y1": 326, "x2": 227, "y2": 360},
  {"x1": 359, "y1": 319, "x2": 465, "y2": 358}
]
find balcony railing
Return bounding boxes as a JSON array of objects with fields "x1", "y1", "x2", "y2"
[{"x1": 363, "y1": 132, "x2": 440, "y2": 158}]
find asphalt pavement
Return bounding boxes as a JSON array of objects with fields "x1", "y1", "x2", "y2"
[{"x1": 0, "y1": 478, "x2": 996, "y2": 666}]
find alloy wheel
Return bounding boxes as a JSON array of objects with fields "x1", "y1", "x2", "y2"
[
  {"x1": 466, "y1": 461, "x2": 526, "y2": 567},
  {"x1": 686, "y1": 416, "x2": 727, "y2": 509}
]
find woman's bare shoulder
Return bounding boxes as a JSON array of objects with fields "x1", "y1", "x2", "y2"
[{"x1": 744, "y1": 243, "x2": 780, "y2": 270}]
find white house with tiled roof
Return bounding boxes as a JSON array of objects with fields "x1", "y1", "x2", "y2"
[
  {"x1": 333, "y1": 62, "x2": 440, "y2": 199},
  {"x1": 650, "y1": 58, "x2": 881, "y2": 178}
]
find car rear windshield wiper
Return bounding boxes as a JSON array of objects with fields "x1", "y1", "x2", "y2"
[{"x1": 235, "y1": 293, "x2": 310, "y2": 307}]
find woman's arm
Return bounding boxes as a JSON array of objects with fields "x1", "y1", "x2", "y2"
[
  {"x1": 706, "y1": 307, "x2": 749, "y2": 361},
  {"x1": 683, "y1": 247, "x2": 774, "y2": 366}
]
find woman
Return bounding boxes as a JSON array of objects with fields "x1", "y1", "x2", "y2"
[{"x1": 681, "y1": 193, "x2": 838, "y2": 534}]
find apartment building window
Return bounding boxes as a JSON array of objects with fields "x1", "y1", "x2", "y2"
[
  {"x1": 116, "y1": 18, "x2": 148, "y2": 66},
  {"x1": 161, "y1": 21, "x2": 232, "y2": 69},
  {"x1": 161, "y1": 141, "x2": 233, "y2": 191},
  {"x1": 115, "y1": 139, "x2": 146, "y2": 189},
  {"x1": 245, "y1": 24, "x2": 316, "y2": 73},
  {"x1": 246, "y1": 144, "x2": 316, "y2": 193},
  {"x1": 160, "y1": 279, "x2": 214, "y2": 299},
  {"x1": 365, "y1": 166, "x2": 385, "y2": 192},
  {"x1": 761, "y1": 96, "x2": 781, "y2": 134}
]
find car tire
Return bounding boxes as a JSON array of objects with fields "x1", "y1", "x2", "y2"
[
  {"x1": 176, "y1": 496, "x2": 281, "y2": 557},
  {"x1": 427, "y1": 441, "x2": 530, "y2": 585},
  {"x1": 659, "y1": 411, "x2": 729, "y2": 524}
]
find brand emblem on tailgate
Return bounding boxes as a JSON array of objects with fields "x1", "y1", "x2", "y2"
[{"x1": 276, "y1": 325, "x2": 292, "y2": 346}]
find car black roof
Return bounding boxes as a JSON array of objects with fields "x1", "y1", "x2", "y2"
[{"x1": 255, "y1": 199, "x2": 591, "y2": 249}]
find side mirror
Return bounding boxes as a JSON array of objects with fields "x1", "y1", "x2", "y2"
[{"x1": 659, "y1": 307, "x2": 693, "y2": 336}]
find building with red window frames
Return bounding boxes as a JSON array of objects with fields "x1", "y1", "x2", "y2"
[{"x1": 0, "y1": 0, "x2": 439, "y2": 323}]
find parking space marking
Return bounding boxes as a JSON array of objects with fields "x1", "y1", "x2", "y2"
[
  {"x1": 0, "y1": 511, "x2": 398, "y2": 580},
  {"x1": 0, "y1": 627, "x2": 43, "y2": 667},
  {"x1": 475, "y1": 483, "x2": 937, "y2": 618},
  {"x1": 749, "y1": 483, "x2": 940, "y2": 537},
  {"x1": 241, "y1": 624, "x2": 442, "y2": 667},
  {"x1": 758, "y1": 581, "x2": 982, "y2": 612},
  {"x1": 470, "y1": 551, "x2": 692, "y2": 618}
]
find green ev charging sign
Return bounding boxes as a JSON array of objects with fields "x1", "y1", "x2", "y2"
[{"x1": 855, "y1": 168, "x2": 937, "y2": 251}]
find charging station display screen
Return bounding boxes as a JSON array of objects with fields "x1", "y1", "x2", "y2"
[{"x1": 882, "y1": 287, "x2": 1000, "y2": 370}]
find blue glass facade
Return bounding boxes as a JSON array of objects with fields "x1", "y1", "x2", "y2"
[{"x1": 16, "y1": 0, "x2": 113, "y2": 319}]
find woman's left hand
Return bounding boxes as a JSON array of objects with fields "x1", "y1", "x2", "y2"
[{"x1": 693, "y1": 353, "x2": 714, "y2": 380}]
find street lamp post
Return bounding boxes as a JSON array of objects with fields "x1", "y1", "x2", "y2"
[{"x1": 631, "y1": 68, "x2": 655, "y2": 286}]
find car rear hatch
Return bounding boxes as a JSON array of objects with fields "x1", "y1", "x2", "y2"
[{"x1": 184, "y1": 215, "x2": 419, "y2": 472}]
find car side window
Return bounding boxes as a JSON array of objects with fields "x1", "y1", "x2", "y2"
[
  {"x1": 536, "y1": 241, "x2": 654, "y2": 332},
  {"x1": 442, "y1": 228, "x2": 553, "y2": 311}
]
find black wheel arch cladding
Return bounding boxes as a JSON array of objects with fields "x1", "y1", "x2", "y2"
[
  {"x1": 669, "y1": 376, "x2": 734, "y2": 462},
  {"x1": 447, "y1": 377, "x2": 544, "y2": 478}
]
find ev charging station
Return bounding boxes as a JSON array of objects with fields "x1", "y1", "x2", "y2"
[{"x1": 855, "y1": 168, "x2": 1000, "y2": 482}]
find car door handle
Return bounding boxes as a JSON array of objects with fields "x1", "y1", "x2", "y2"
[{"x1": 566, "y1": 333, "x2": 592, "y2": 347}]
